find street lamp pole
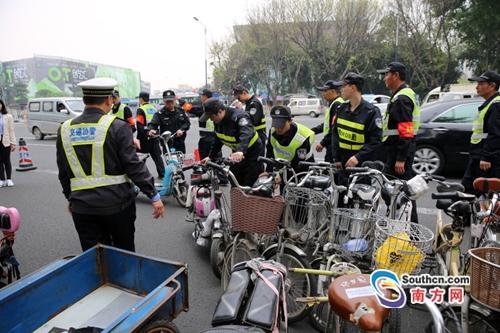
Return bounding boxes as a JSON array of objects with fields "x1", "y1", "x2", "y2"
[{"x1": 193, "y1": 16, "x2": 208, "y2": 88}]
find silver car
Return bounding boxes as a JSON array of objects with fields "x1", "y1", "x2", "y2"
[{"x1": 27, "y1": 97, "x2": 85, "y2": 140}]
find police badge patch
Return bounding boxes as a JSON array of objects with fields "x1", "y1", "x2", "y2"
[
  {"x1": 249, "y1": 108, "x2": 257, "y2": 115},
  {"x1": 375, "y1": 117, "x2": 383, "y2": 129},
  {"x1": 297, "y1": 148, "x2": 307, "y2": 159},
  {"x1": 238, "y1": 118, "x2": 249, "y2": 126}
]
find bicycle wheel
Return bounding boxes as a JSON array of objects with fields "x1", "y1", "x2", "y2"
[
  {"x1": 221, "y1": 239, "x2": 257, "y2": 289},
  {"x1": 441, "y1": 306, "x2": 500, "y2": 333},
  {"x1": 263, "y1": 246, "x2": 317, "y2": 323},
  {"x1": 210, "y1": 237, "x2": 225, "y2": 279},
  {"x1": 174, "y1": 179, "x2": 188, "y2": 207}
]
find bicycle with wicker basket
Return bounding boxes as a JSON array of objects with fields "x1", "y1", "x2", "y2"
[
  {"x1": 425, "y1": 177, "x2": 500, "y2": 333},
  {"x1": 219, "y1": 157, "x2": 289, "y2": 290}
]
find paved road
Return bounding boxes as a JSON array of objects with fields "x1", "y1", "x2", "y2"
[{"x1": 1, "y1": 117, "x2": 457, "y2": 332}]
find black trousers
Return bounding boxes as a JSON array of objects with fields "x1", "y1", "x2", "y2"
[
  {"x1": 230, "y1": 159, "x2": 263, "y2": 187},
  {"x1": 198, "y1": 136, "x2": 214, "y2": 160},
  {"x1": 170, "y1": 138, "x2": 186, "y2": 154},
  {"x1": 72, "y1": 202, "x2": 136, "y2": 252},
  {"x1": 149, "y1": 139, "x2": 165, "y2": 178},
  {"x1": 385, "y1": 145, "x2": 419, "y2": 223},
  {"x1": 462, "y1": 158, "x2": 500, "y2": 195},
  {"x1": 0, "y1": 144, "x2": 12, "y2": 180}
]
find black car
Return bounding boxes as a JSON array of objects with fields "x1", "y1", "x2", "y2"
[{"x1": 413, "y1": 98, "x2": 483, "y2": 175}]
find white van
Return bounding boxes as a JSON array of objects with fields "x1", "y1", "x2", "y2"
[
  {"x1": 28, "y1": 97, "x2": 85, "y2": 140},
  {"x1": 422, "y1": 84, "x2": 478, "y2": 105},
  {"x1": 286, "y1": 98, "x2": 325, "y2": 118}
]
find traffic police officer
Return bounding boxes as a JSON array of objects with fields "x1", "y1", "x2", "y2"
[
  {"x1": 233, "y1": 85, "x2": 267, "y2": 153},
  {"x1": 312, "y1": 80, "x2": 345, "y2": 162},
  {"x1": 56, "y1": 78, "x2": 164, "y2": 252},
  {"x1": 266, "y1": 105, "x2": 315, "y2": 173},
  {"x1": 202, "y1": 98, "x2": 264, "y2": 187},
  {"x1": 111, "y1": 90, "x2": 140, "y2": 149},
  {"x1": 190, "y1": 89, "x2": 216, "y2": 159},
  {"x1": 332, "y1": 73, "x2": 382, "y2": 170},
  {"x1": 462, "y1": 70, "x2": 500, "y2": 193},
  {"x1": 377, "y1": 62, "x2": 420, "y2": 222},
  {"x1": 148, "y1": 90, "x2": 191, "y2": 154},
  {"x1": 136, "y1": 92, "x2": 164, "y2": 179}
]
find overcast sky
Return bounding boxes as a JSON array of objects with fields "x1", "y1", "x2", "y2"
[{"x1": 0, "y1": 0, "x2": 264, "y2": 91}]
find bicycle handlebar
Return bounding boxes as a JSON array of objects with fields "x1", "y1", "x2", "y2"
[{"x1": 258, "y1": 156, "x2": 290, "y2": 168}]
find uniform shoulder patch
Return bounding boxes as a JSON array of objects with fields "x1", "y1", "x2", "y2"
[
  {"x1": 238, "y1": 117, "x2": 249, "y2": 127},
  {"x1": 297, "y1": 148, "x2": 308, "y2": 160},
  {"x1": 249, "y1": 107, "x2": 257, "y2": 115},
  {"x1": 375, "y1": 117, "x2": 383, "y2": 129}
]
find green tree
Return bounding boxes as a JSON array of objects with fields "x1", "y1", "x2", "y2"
[{"x1": 451, "y1": 0, "x2": 500, "y2": 72}]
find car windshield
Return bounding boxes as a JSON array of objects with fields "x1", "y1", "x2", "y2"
[{"x1": 65, "y1": 100, "x2": 85, "y2": 112}]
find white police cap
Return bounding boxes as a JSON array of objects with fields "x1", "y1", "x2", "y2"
[{"x1": 77, "y1": 78, "x2": 117, "y2": 97}]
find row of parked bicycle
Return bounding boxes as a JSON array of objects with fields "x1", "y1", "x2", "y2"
[{"x1": 168, "y1": 137, "x2": 500, "y2": 332}]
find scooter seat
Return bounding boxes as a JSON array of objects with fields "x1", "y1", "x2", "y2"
[
  {"x1": 200, "y1": 325, "x2": 266, "y2": 332},
  {"x1": 328, "y1": 274, "x2": 390, "y2": 332},
  {"x1": 437, "y1": 182, "x2": 465, "y2": 193},
  {"x1": 473, "y1": 177, "x2": 500, "y2": 194},
  {"x1": 303, "y1": 175, "x2": 331, "y2": 190}
]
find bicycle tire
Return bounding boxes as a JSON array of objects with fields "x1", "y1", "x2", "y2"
[
  {"x1": 439, "y1": 306, "x2": 500, "y2": 333},
  {"x1": 140, "y1": 319, "x2": 179, "y2": 333},
  {"x1": 174, "y1": 180, "x2": 188, "y2": 207},
  {"x1": 221, "y1": 239, "x2": 258, "y2": 289},
  {"x1": 210, "y1": 237, "x2": 225, "y2": 279},
  {"x1": 263, "y1": 246, "x2": 317, "y2": 323}
]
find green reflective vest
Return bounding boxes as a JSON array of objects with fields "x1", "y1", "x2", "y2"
[
  {"x1": 271, "y1": 123, "x2": 314, "y2": 161},
  {"x1": 215, "y1": 131, "x2": 259, "y2": 151},
  {"x1": 141, "y1": 103, "x2": 157, "y2": 124},
  {"x1": 382, "y1": 87, "x2": 420, "y2": 142},
  {"x1": 336, "y1": 117, "x2": 366, "y2": 150},
  {"x1": 113, "y1": 103, "x2": 127, "y2": 120},
  {"x1": 255, "y1": 115, "x2": 267, "y2": 131},
  {"x1": 61, "y1": 115, "x2": 129, "y2": 192},
  {"x1": 471, "y1": 96, "x2": 500, "y2": 144},
  {"x1": 199, "y1": 119, "x2": 215, "y2": 133},
  {"x1": 323, "y1": 97, "x2": 344, "y2": 135}
]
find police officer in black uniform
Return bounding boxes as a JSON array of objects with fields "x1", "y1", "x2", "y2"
[
  {"x1": 111, "y1": 90, "x2": 140, "y2": 150},
  {"x1": 201, "y1": 98, "x2": 264, "y2": 187},
  {"x1": 148, "y1": 90, "x2": 191, "y2": 154},
  {"x1": 312, "y1": 80, "x2": 345, "y2": 162},
  {"x1": 377, "y1": 62, "x2": 420, "y2": 222},
  {"x1": 190, "y1": 89, "x2": 216, "y2": 159},
  {"x1": 233, "y1": 85, "x2": 267, "y2": 154},
  {"x1": 332, "y1": 73, "x2": 382, "y2": 171},
  {"x1": 266, "y1": 105, "x2": 315, "y2": 174},
  {"x1": 462, "y1": 70, "x2": 500, "y2": 194},
  {"x1": 56, "y1": 78, "x2": 164, "y2": 252}
]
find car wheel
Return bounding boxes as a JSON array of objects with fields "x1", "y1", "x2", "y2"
[
  {"x1": 413, "y1": 145, "x2": 444, "y2": 175},
  {"x1": 309, "y1": 111, "x2": 318, "y2": 118},
  {"x1": 32, "y1": 127, "x2": 45, "y2": 140}
]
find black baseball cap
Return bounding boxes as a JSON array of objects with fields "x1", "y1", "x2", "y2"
[
  {"x1": 343, "y1": 72, "x2": 365, "y2": 87},
  {"x1": 377, "y1": 62, "x2": 407, "y2": 76},
  {"x1": 468, "y1": 70, "x2": 500, "y2": 84},
  {"x1": 112, "y1": 90, "x2": 120, "y2": 97},
  {"x1": 203, "y1": 97, "x2": 225, "y2": 115},
  {"x1": 163, "y1": 90, "x2": 176, "y2": 101},
  {"x1": 138, "y1": 92, "x2": 150, "y2": 100},
  {"x1": 200, "y1": 89, "x2": 213, "y2": 98},
  {"x1": 232, "y1": 84, "x2": 248, "y2": 95},
  {"x1": 270, "y1": 105, "x2": 292, "y2": 128},
  {"x1": 316, "y1": 80, "x2": 343, "y2": 91}
]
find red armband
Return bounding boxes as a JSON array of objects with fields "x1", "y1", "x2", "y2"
[{"x1": 398, "y1": 122, "x2": 414, "y2": 138}]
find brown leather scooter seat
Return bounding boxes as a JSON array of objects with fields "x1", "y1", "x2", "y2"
[
  {"x1": 473, "y1": 178, "x2": 500, "y2": 194},
  {"x1": 328, "y1": 274, "x2": 390, "y2": 332}
]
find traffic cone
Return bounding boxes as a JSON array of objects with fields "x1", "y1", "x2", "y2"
[
  {"x1": 194, "y1": 148, "x2": 200, "y2": 162},
  {"x1": 16, "y1": 138, "x2": 37, "y2": 171}
]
